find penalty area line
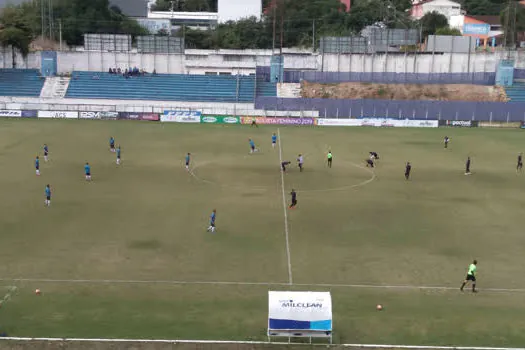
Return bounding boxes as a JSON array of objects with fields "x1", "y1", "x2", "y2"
[
  {"x1": 277, "y1": 128, "x2": 293, "y2": 285},
  {"x1": 0, "y1": 338, "x2": 523, "y2": 350},
  {"x1": 1, "y1": 278, "x2": 525, "y2": 293}
]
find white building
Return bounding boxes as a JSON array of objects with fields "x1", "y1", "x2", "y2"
[
  {"x1": 411, "y1": 0, "x2": 463, "y2": 22},
  {"x1": 147, "y1": 0, "x2": 261, "y2": 29}
]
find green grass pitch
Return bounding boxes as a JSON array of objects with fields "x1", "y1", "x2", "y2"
[{"x1": 1, "y1": 119, "x2": 525, "y2": 346}]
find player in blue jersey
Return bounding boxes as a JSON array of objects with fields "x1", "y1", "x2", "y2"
[
  {"x1": 43, "y1": 144, "x2": 49, "y2": 162},
  {"x1": 116, "y1": 145, "x2": 121, "y2": 165},
  {"x1": 45, "y1": 184, "x2": 51, "y2": 207},
  {"x1": 109, "y1": 137, "x2": 115, "y2": 152},
  {"x1": 185, "y1": 153, "x2": 191, "y2": 170},
  {"x1": 249, "y1": 139, "x2": 257, "y2": 153},
  {"x1": 206, "y1": 209, "x2": 217, "y2": 233},
  {"x1": 271, "y1": 133, "x2": 277, "y2": 149},
  {"x1": 84, "y1": 162, "x2": 91, "y2": 181},
  {"x1": 35, "y1": 156, "x2": 40, "y2": 176}
]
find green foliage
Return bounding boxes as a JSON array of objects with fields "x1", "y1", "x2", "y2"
[
  {"x1": 420, "y1": 11, "x2": 449, "y2": 39},
  {"x1": 500, "y1": 2, "x2": 525, "y2": 46},
  {"x1": 435, "y1": 27, "x2": 462, "y2": 36},
  {"x1": 459, "y1": 0, "x2": 506, "y2": 16},
  {"x1": 0, "y1": 5, "x2": 33, "y2": 58}
]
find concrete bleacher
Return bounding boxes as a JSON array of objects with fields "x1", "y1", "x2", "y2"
[
  {"x1": 66, "y1": 72, "x2": 275, "y2": 102},
  {"x1": 504, "y1": 82, "x2": 525, "y2": 102},
  {"x1": 0, "y1": 69, "x2": 44, "y2": 97}
]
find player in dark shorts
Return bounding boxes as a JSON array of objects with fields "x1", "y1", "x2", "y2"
[
  {"x1": 405, "y1": 162, "x2": 412, "y2": 180},
  {"x1": 369, "y1": 152, "x2": 379, "y2": 160},
  {"x1": 327, "y1": 151, "x2": 333, "y2": 168},
  {"x1": 460, "y1": 260, "x2": 477, "y2": 293},
  {"x1": 281, "y1": 161, "x2": 291, "y2": 172},
  {"x1": 366, "y1": 158, "x2": 374, "y2": 168},
  {"x1": 251, "y1": 117, "x2": 258, "y2": 128},
  {"x1": 444, "y1": 136, "x2": 450, "y2": 149},
  {"x1": 465, "y1": 156, "x2": 471, "y2": 175},
  {"x1": 517, "y1": 153, "x2": 523, "y2": 172},
  {"x1": 289, "y1": 189, "x2": 297, "y2": 209}
]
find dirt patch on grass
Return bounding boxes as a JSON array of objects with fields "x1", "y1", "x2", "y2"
[{"x1": 301, "y1": 81, "x2": 508, "y2": 102}]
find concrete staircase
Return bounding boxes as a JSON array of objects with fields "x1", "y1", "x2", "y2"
[
  {"x1": 40, "y1": 76, "x2": 71, "y2": 98},
  {"x1": 277, "y1": 83, "x2": 301, "y2": 98}
]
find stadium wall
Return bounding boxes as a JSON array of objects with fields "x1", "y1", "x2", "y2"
[
  {"x1": 255, "y1": 97, "x2": 525, "y2": 122},
  {"x1": 4, "y1": 48, "x2": 525, "y2": 77}
]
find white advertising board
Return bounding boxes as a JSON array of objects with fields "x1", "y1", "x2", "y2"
[
  {"x1": 38, "y1": 111, "x2": 78, "y2": 119},
  {"x1": 161, "y1": 110, "x2": 201, "y2": 123},
  {"x1": 318, "y1": 118, "x2": 438, "y2": 128},
  {"x1": 268, "y1": 291, "x2": 332, "y2": 341},
  {"x1": 0, "y1": 110, "x2": 22, "y2": 117}
]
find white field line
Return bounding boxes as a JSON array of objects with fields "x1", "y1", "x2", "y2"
[
  {"x1": 0, "y1": 338, "x2": 523, "y2": 350},
  {"x1": 277, "y1": 128, "x2": 293, "y2": 285},
  {"x1": 2, "y1": 278, "x2": 525, "y2": 293}
]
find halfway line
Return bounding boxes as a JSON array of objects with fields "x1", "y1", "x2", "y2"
[{"x1": 277, "y1": 128, "x2": 293, "y2": 285}]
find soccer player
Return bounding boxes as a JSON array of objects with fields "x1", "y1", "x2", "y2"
[
  {"x1": 460, "y1": 260, "x2": 478, "y2": 293},
  {"x1": 185, "y1": 153, "x2": 191, "y2": 170},
  {"x1": 272, "y1": 133, "x2": 277, "y2": 149},
  {"x1": 43, "y1": 144, "x2": 49, "y2": 162},
  {"x1": 281, "y1": 161, "x2": 291, "y2": 172},
  {"x1": 405, "y1": 162, "x2": 412, "y2": 180},
  {"x1": 327, "y1": 151, "x2": 333, "y2": 168},
  {"x1": 370, "y1": 152, "x2": 379, "y2": 160},
  {"x1": 45, "y1": 184, "x2": 51, "y2": 207},
  {"x1": 35, "y1": 156, "x2": 40, "y2": 176},
  {"x1": 297, "y1": 154, "x2": 304, "y2": 172},
  {"x1": 465, "y1": 156, "x2": 471, "y2": 175},
  {"x1": 289, "y1": 189, "x2": 297, "y2": 209},
  {"x1": 84, "y1": 162, "x2": 92, "y2": 181},
  {"x1": 116, "y1": 145, "x2": 121, "y2": 165},
  {"x1": 249, "y1": 139, "x2": 256, "y2": 153},
  {"x1": 444, "y1": 136, "x2": 450, "y2": 149},
  {"x1": 207, "y1": 209, "x2": 217, "y2": 233},
  {"x1": 366, "y1": 158, "x2": 374, "y2": 168},
  {"x1": 251, "y1": 117, "x2": 258, "y2": 128},
  {"x1": 109, "y1": 136, "x2": 115, "y2": 152},
  {"x1": 517, "y1": 153, "x2": 523, "y2": 172}
]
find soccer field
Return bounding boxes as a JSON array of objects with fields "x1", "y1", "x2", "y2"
[{"x1": 1, "y1": 119, "x2": 525, "y2": 346}]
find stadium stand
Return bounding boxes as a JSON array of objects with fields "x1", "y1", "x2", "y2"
[
  {"x1": 0, "y1": 69, "x2": 44, "y2": 97},
  {"x1": 504, "y1": 82, "x2": 525, "y2": 102},
  {"x1": 66, "y1": 71, "x2": 276, "y2": 102}
]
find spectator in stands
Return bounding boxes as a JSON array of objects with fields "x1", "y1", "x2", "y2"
[
  {"x1": 108, "y1": 68, "x2": 113, "y2": 74},
  {"x1": 117, "y1": 67, "x2": 122, "y2": 74},
  {"x1": 153, "y1": 69, "x2": 157, "y2": 75}
]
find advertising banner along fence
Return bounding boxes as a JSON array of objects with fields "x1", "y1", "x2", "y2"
[
  {"x1": 439, "y1": 120, "x2": 479, "y2": 128},
  {"x1": 38, "y1": 111, "x2": 78, "y2": 119},
  {"x1": 21, "y1": 110, "x2": 37, "y2": 118},
  {"x1": 241, "y1": 117, "x2": 316, "y2": 125},
  {"x1": 200, "y1": 115, "x2": 240, "y2": 124},
  {"x1": 317, "y1": 118, "x2": 438, "y2": 128},
  {"x1": 80, "y1": 111, "x2": 119, "y2": 120},
  {"x1": 161, "y1": 110, "x2": 201, "y2": 123},
  {"x1": 118, "y1": 112, "x2": 160, "y2": 121},
  {"x1": 268, "y1": 291, "x2": 332, "y2": 341},
  {"x1": 0, "y1": 110, "x2": 22, "y2": 118}
]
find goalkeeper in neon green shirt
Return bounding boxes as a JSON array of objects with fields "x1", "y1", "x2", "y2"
[{"x1": 460, "y1": 260, "x2": 477, "y2": 293}]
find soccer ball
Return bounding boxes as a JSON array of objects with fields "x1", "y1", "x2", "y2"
[
  {"x1": 376, "y1": 304, "x2": 383, "y2": 311},
  {"x1": 35, "y1": 289, "x2": 41, "y2": 296}
]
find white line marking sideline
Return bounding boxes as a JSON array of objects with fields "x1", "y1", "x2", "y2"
[
  {"x1": 2, "y1": 278, "x2": 525, "y2": 293},
  {"x1": 0, "y1": 337, "x2": 523, "y2": 350},
  {"x1": 277, "y1": 128, "x2": 293, "y2": 285}
]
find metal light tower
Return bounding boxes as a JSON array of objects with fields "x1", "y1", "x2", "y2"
[{"x1": 40, "y1": 0, "x2": 54, "y2": 40}]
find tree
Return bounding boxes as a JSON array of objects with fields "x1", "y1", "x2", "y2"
[
  {"x1": 0, "y1": 5, "x2": 33, "y2": 66},
  {"x1": 435, "y1": 27, "x2": 462, "y2": 36},
  {"x1": 500, "y1": 2, "x2": 525, "y2": 46},
  {"x1": 459, "y1": 0, "x2": 506, "y2": 16},
  {"x1": 420, "y1": 11, "x2": 449, "y2": 39}
]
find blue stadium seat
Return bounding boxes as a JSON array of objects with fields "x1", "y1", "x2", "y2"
[
  {"x1": 66, "y1": 72, "x2": 265, "y2": 102},
  {"x1": 505, "y1": 82, "x2": 525, "y2": 102},
  {"x1": 0, "y1": 69, "x2": 44, "y2": 97}
]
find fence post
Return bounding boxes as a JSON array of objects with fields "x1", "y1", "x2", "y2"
[
  {"x1": 438, "y1": 110, "x2": 441, "y2": 120},
  {"x1": 324, "y1": 108, "x2": 327, "y2": 118},
  {"x1": 361, "y1": 107, "x2": 364, "y2": 118},
  {"x1": 349, "y1": 107, "x2": 352, "y2": 118},
  {"x1": 412, "y1": 109, "x2": 415, "y2": 120},
  {"x1": 490, "y1": 112, "x2": 492, "y2": 124},
  {"x1": 507, "y1": 112, "x2": 510, "y2": 124},
  {"x1": 425, "y1": 109, "x2": 428, "y2": 119},
  {"x1": 336, "y1": 108, "x2": 339, "y2": 119},
  {"x1": 386, "y1": 108, "x2": 389, "y2": 119}
]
